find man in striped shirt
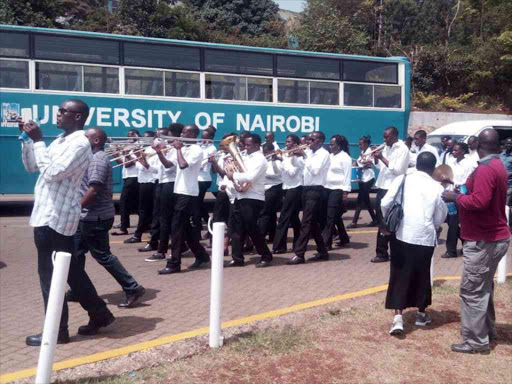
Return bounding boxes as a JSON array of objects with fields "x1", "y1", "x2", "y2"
[{"x1": 20, "y1": 99, "x2": 114, "y2": 346}]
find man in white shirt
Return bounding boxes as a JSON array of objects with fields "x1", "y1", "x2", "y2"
[
  {"x1": 409, "y1": 130, "x2": 440, "y2": 168},
  {"x1": 287, "y1": 131, "x2": 330, "y2": 265},
  {"x1": 224, "y1": 133, "x2": 273, "y2": 268},
  {"x1": 158, "y1": 125, "x2": 210, "y2": 274},
  {"x1": 382, "y1": 152, "x2": 447, "y2": 335},
  {"x1": 265, "y1": 132, "x2": 280, "y2": 150},
  {"x1": 259, "y1": 143, "x2": 283, "y2": 243},
  {"x1": 370, "y1": 126, "x2": 410, "y2": 263},
  {"x1": 20, "y1": 99, "x2": 114, "y2": 346}
]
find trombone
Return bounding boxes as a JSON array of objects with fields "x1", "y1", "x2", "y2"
[{"x1": 264, "y1": 144, "x2": 309, "y2": 160}]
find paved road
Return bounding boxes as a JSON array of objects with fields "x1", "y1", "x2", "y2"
[{"x1": 0, "y1": 211, "x2": 510, "y2": 376}]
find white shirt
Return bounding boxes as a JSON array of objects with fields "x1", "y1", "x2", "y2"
[
  {"x1": 199, "y1": 143, "x2": 217, "y2": 182},
  {"x1": 325, "y1": 151, "x2": 352, "y2": 192},
  {"x1": 121, "y1": 150, "x2": 138, "y2": 179},
  {"x1": 233, "y1": 150, "x2": 268, "y2": 201},
  {"x1": 147, "y1": 148, "x2": 177, "y2": 184},
  {"x1": 381, "y1": 171, "x2": 447, "y2": 247},
  {"x1": 375, "y1": 140, "x2": 410, "y2": 190},
  {"x1": 173, "y1": 144, "x2": 203, "y2": 196},
  {"x1": 451, "y1": 156, "x2": 477, "y2": 186},
  {"x1": 21, "y1": 130, "x2": 92, "y2": 236},
  {"x1": 356, "y1": 147, "x2": 375, "y2": 183},
  {"x1": 264, "y1": 160, "x2": 282, "y2": 190},
  {"x1": 279, "y1": 155, "x2": 304, "y2": 190},
  {"x1": 409, "y1": 143, "x2": 440, "y2": 168},
  {"x1": 303, "y1": 147, "x2": 330, "y2": 187},
  {"x1": 136, "y1": 147, "x2": 157, "y2": 184}
]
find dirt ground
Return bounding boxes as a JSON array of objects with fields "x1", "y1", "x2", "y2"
[{"x1": 14, "y1": 279, "x2": 511, "y2": 384}]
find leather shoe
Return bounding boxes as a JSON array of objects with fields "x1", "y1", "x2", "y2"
[
  {"x1": 224, "y1": 260, "x2": 244, "y2": 267},
  {"x1": 368, "y1": 220, "x2": 379, "y2": 227},
  {"x1": 112, "y1": 229, "x2": 128, "y2": 236},
  {"x1": 451, "y1": 342, "x2": 490, "y2": 355},
  {"x1": 138, "y1": 243, "x2": 158, "y2": 252},
  {"x1": 26, "y1": 330, "x2": 70, "y2": 346},
  {"x1": 189, "y1": 259, "x2": 210, "y2": 270},
  {"x1": 118, "y1": 286, "x2": 146, "y2": 308},
  {"x1": 158, "y1": 266, "x2": 181, "y2": 275},
  {"x1": 65, "y1": 289, "x2": 78, "y2": 303},
  {"x1": 243, "y1": 244, "x2": 254, "y2": 252},
  {"x1": 273, "y1": 249, "x2": 288, "y2": 254},
  {"x1": 371, "y1": 256, "x2": 389, "y2": 263},
  {"x1": 124, "y1": 236, "x2": 142, "y2": 244},
  {"x1": 309, "y1": 253, "x2": 329, "y2": 262},
  {"x1": 78, "y1": 312, "x2": 115, "y2": 336},
  {"x1": 441, "y1": 252, "x2": 457, "y2": 259},
  {"x1": 255, "y1": 260, "x2": 272, "y2": 268},
  {"x1": 286, "y1": 256, "x2": 305, "y2": 265}
]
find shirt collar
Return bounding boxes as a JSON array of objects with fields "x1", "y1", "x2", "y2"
[
  {"x1": 478, "y1": 153, "x2": 500, "y2": 164},
  {"x1": 57, "y1": 129, "x2": 84, "y2": 142}
]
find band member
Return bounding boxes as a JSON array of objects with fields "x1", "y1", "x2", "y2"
[
  {"x1": 319, "y1": 135, "x2": 352, "y2": 254},
  {"x1": 20, "y1": 99, "x2": 114, "y2": 346},
  {"x1": 272, "y1": 134, "x2": 304, "y2": 253},
  {"x1": 348, "y1": 135, "x2": 377, "y2": 228},
  {"x1": 259, "y1": 143, "x2": 283, "y2": 243},
  {"x1": 225, "y1": 133, "x2": 274, "y2": 268},
  {"x1": 159, "y1": 124, "x2": 210, "y2": 274},
  {"x1": 369, "y1": 126, "x2": 410, "y2": 263},
  {"x1": 112, "y1": 129, "x2": 140, "y2": 236},
  {"x1": 124, "y1": 131, "x2": 157, "y2": 244},
  {"x1": 409, "y1": 129, "x2": 440, "y2": 168},
  {"x1": 197, "y1": 125, "x2": 217, "y2": 235},
  {"x1": 69, "y1": 128, "x2": 146, "y2": 308},
  {"x1": 265, "y1": 132, "x2": 280, "y2": 150},
  {"x1": 287, "y1": 131, "x2": 330, "y2": 264}
]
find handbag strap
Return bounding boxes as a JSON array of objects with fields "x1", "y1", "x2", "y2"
[{"x1": 391, "y1": 175, "x2": 406, "y2": 205}]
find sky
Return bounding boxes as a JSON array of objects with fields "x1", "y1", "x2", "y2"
[{"x1": 275, "y1": 0, "x2": 305, "y2": 13}]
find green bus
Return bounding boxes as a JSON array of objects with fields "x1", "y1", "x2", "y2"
[{"x1": 0, "y1": 24, "x2": 411, "y2": 194}]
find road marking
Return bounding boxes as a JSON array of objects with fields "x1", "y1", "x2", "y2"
[
  {"x1": 2, "y1": 273, "x2": 511, "y2": 383},
  {"x1": 346, "y1": 229, "x2": 378, "y2": 234}
]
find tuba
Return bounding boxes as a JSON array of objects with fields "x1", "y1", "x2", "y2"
[{"x1": 219, "y1": 135, "x2": 252, "y2": 192}]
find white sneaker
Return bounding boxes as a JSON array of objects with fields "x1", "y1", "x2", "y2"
[
  {"x1": 390, "y1": 315, "x2": 404, "y2": 335},
  {"x1": 415, "y1": 312, "x2": 432, "y2": 326}
]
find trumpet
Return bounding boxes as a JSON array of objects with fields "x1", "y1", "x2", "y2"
[
  {"x1": 265, "y1": 144, "x2": 309, "y2": 160},
  {"x1": 360, "y1": 143, "x2": 386, "y2": 162},
  {"x1": 112, "y1": 145, "x2": 174, "y2": 168}
]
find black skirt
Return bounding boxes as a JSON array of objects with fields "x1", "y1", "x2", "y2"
[{"x1": 385, "y1": 238, "x2": 435, "y2": 310}]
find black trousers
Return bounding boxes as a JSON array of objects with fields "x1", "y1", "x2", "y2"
[
  {"x1": 196, "y1": 181, "x2": 212, "y2": 227},
  {"x1": 148, "y1": 182, "x2": 162, "y2": 246},
  {"x1": 34, "y1": 226, "x2": 109, "y2": 332},
  {"x1": 321, "y1": 189, "x2": 350, "y2": 248},
  {"x1": 273, "y1": 186, "x2": 302, "y2": 252},
  {"x1": 231, "y1": 198, "x2": 273, "y2": 263},
  {"x1": 133, "y1": 182, "x2": 155, "y2": 239},
  {"x1": 353, "y1": 178, "x2": 377, "y2": 224},
  {"x1": 293, "y1": 186, "x2": 328, "y2": 258},
  {"x1": 259, "y1": 184, "x2": 283, "y2": 241},
  {"x1": 157, "y1": 182, "x2": 175, "y2": 254},
  {"x1": 166, "y1": 194, "x2": 209, "y2": 270},
  {"x1": 75, "y1": 218, "x2": 138, "y2": 294},
  {"x1": 119, "y1": 176, "x2": 139, "y2": 230},
  {"x1": 212, "y1": 190, "x2": 230, "y2": 223},
  {"x1": 446, "y1": 212, "x2": 460, "y2": 256},
  {"x1": 375, "y1": 188, "x2": 392, "y2": 258}
]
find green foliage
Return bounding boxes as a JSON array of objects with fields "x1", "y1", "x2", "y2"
[
  {"x1": 413, "y1": 92, "x2": 475, "y2": 111},
  {"x1": 0, "y1": 0, "x2": 63, "y2": 27}
]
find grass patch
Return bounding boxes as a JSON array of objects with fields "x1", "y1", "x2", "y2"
[{"x1": 228, "y1": 325, "x2": 308, "y2": 355}]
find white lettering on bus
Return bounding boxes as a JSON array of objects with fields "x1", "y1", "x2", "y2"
[
  {"x1": 114, "y1": 108, "x2": 130, "y2": 127},
  {"x1": 167, "y1": 111, "x2": 181, "y2": 123},
  {"x1": 286, "y1": 116, "x2": 300, "y2": 133},
  {"x1": 195, "y1": 112, "x2": 210, "y2": 129},
  {"x1": 96, "y1": 107, "x2": 112, "y2": 127},
  {"x1": 131, "y1": 109, "x2": 146, "y2": 128},
  {"x1": 154, "y1": 110, "x2": 166, "y2": 127},
  {"x1": 53, "y1": 106, "x2": 59, "y2": 125},
  {"x1": 236, "y1": 113, "x2": 319, "y2": 133},
  {"x1": 272, "y1": 115, "x2": 285, "y2": 132}
]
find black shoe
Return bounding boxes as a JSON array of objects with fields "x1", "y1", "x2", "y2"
[
  {"x1": 255, "y1": 260, "x2": 272, "y2": 268},
  {"x1": 368, "y1": 220, "x2": 379, "y2": 227},
  {"x1": 112, "y1": 229, "x2": 129, "y2": 236},
  {"x1": 189, "y1": 259, "x2": 210, "y2": 270},
  {"x1": 138, "y1": 243, "x2": 158, "y2": 252},
  {"x1": 273, "y1": 249, "x2": 288, "y2": 254},
  {"x1": 287, "y1": 256, "x2": 305, "y2": 265},
  {"x1": 243, "y1": 244, "x2": 254, "y2": 252},
  {"x1": 26, "y1": 330, "x2": 70, "y2": 346},
  {"x1": 78, "y1": 312, "x2": 115, "y2": 336},
  {"x1": 145, "y1": 253, "x2": 166, "y2": 262},
  {"x1": 65, "y1": 289, "x2": 78, "y2": 303},
  {"x1": 451, "y1": 342, "x2": 490, "y2": 355},
  {"x1": 371, "y1": 256, "x2": 389, "y2": 263},
  {"x1": 124, "y1": 236, "x2": 142, "y2": 244},
  {"x1": 309, "y1": 253, "x2": 329, "y2": 262},
  {"x1": 441, "y1": 252, "x2": 457, "y2": 259},
  {"x1": 118, "y1": 286, "x2": 146, "y2": 308},
  {"x1": 225, "y1": 260, "x2": 244, "y2": 267},
  {"x1": 158, "y1": 266, "x2": 181, "y2": 275},
  {"x1": 113, "y1": 223, "x2": 124, "y2": 229}
]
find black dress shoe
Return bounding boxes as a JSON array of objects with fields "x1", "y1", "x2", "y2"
[
  {"x1": 158, "y1": 266, "x2": 181, "y2": 275},
  {"x1": 224, "y1": 260, "x2": 245, "y2": 267},
  {"x1": 78, "y1": 312, "x2": 115, "y2": 336},
  {"x1": 273, "y1": 249, "x2": 288, "y2": 254},
  {"x1": 441, "y1": 252, "x2": 457, "y2": 259},
  {"x1": 286, "y1": 256, "x2": 305, "y2": 265},
  {"x1": 370, "y1": 256, "x2": 389, "y2": 263},
  {"x1": 65, "y1": 289, "x2": 78, "y2": 303},
  {"x1": 451, "y1": 342, "x2": 490, "y2": 355},
  {"x1": 26, "y1": 330, "x2": 70, "y2": 346},
  {"x1": 138, "y1": 243, "x2": 158, "y2": 252},
  {"x1": 112, "y1": 229, "x2": 129, "y2": 236},
  {"x1": 309, "y1": 253, "x2": 329, "y2": 262},
  {"x1": 368, "y1": 221, "x2": 379, "y2": 227},
  {"x1": 189, "y1": 259, "x2": 210, "y2": 269},
  {"x1": 243, "y1": 244, "x2": 254, "y2": 252},
  {"x1": 119, "y1": 286, "x2": 146, "y2": 308},
  {"x1": 145, "y1": 253, "x2": 166, "y2": 262},
  {"x1": 124, "y1": 236, "x2": 142, "y2": 244},
  {"x1": 255, "y1": 260, "x2": 272, "y2": 268}
]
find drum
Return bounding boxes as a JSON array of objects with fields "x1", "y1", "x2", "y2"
[{"x1": 351, "y1": 167, "x2": 363, "y2": 182}]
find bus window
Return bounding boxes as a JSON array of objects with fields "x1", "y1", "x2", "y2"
[
  {"x1": 205, "y1": 74, "x2": 247, "y2": 101},
  {"x1": 344, "y1": 83, "x2": 373, "y2": 107},
  {"x1": 83, "y1": 66, "x2": 119, "y2": 94},
  {"x1": 0, "y1": 60, "x2": 29, "y2": 89},
  {"x1": 278, "y1": 79, "x2": 309, "y2": 104},
  {"x1": 310, "y1": 82, "x2": 339, "y2": 105},
  {"x1": 205, "y1": 49, "x2": 273, "y2": 76},
  {"x1": 0, "y1": 32, "x2": 29, "y2": 58},
  {"x1": 343, "y1": 61, "x2": 397, "y2": 84},
  {"x1": 374, "y1": 85, "x2": 401, "y2": 108},
  {"x1": 164, "y1": 72, "x2": 200, "y2": 98},
  {"x1": 124, "y1": 42, "x2": 200, "y2": 71},
  {"x1": 277, "y1": 55, "x2": 339, "y2": 80},
  {"x1": 247, "y1": 78, "x2": 272, "y2": 102},
  {"x1": 125, "y1": 68, "x2": 163, "y2": 96},
  {"x1": 36, "y1": 62, "x2": 83, "y2": 92}
]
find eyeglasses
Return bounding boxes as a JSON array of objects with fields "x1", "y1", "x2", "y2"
[{"x1": 58, "y1": 108, "x2": 81, "y2": 114}]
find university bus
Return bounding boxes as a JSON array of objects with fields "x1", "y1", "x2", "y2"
[{"x1": 0, "y1": 24, "x2": 411, "y2": 194}]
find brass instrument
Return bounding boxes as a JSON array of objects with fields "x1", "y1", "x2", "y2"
[
  {"x1": 219, "y1": 135, "x2": 251, "y2": 192},
  {"x1": 360, "y1": 143, "x2": 386, "y2": 162},
  {"x1": 265, "y1": 144, "x2": 309, "y2": 160}
]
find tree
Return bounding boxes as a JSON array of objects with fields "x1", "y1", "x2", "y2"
[{"x1": 0, "y1": 0, "x2": 63, "y2": 27}]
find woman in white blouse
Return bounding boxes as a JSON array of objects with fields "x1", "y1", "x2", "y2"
[{"x1": 348, "y1": 136, "x2": 378, "y2": 228}]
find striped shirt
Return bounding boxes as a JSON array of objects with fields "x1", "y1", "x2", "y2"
[{"x1": 21, "y1": 130, "x2": 92, "y2": 236}]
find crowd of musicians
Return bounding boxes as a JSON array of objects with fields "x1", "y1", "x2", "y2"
[{"x1": 19, "y1": 99, "x2": 510, "y2": 355}]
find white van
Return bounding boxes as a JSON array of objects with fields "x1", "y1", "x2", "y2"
[{"x1": 426, "y1": 120, "x2": 512, "y2": 152}]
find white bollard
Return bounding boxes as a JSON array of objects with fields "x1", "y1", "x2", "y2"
[
  {"x1": 35, "y1": 251, "x2": 71, "y2": 384},
  {"x1": 209, "y1": 222, "x2": 226, "y2": 348},
  {"x1": 497, "y1": 206, "x2": 509, "y2": 284}
]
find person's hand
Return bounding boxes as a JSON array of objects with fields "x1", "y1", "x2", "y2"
[
  {"x1": 225, "y1": 168, "x2": 234, "y2": 180},
  {"x1": 442, "y1": 190, "x2": 459, "y2": 203},
  {"x1": 362, "y1": 161, "x2": 373, "y2": 169},
  {"x1": 293, "y1": 147, "x2": 305, "y2": 157},
  {"x1": 208, "y1": 155, "x2": 216, "y2": 164},
  {"x1": 23, "y1": 121, "x2": 43, "y2": 142},
  {"x1": 220, "y1": 185, "x2": 226, "y2": 191},
  {"x1": 17, "y1": 117, "x2": 24, "y2": 133},
  {"x1": 173, "y1": 140, "x2": 183, "y2": 150},
  {"x1": 373, "y1": 150, "x2": 383, "y2": 160}
]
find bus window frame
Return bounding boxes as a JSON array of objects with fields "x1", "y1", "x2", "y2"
[
  {"x1": 276, "y1": 76, "x2": 341, "y2": 107},
  {"x1": 0, "y1": 57, "x2": 31, "y2": 90},
  {"x1": 341, "y1": 81, "x2": 403, "y2": 110},
  {"x1": 203, "y1": 47, "x2": 274, "y2": 77},
  {"x1": 342, "y1": 59, "x2": 399, "y2": 85},
  {"x1": 204, "y1": 72, "x2": 274, "y2": 103}
]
